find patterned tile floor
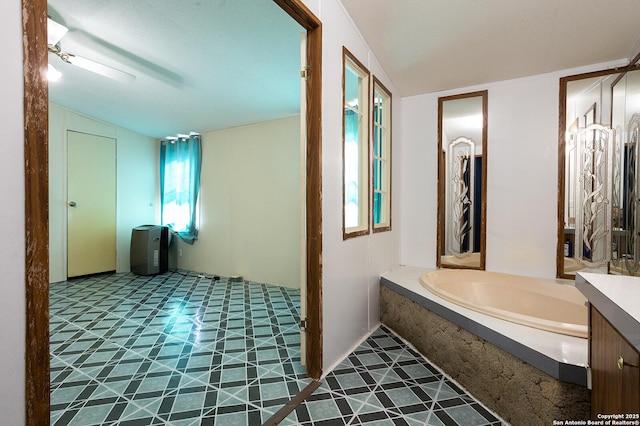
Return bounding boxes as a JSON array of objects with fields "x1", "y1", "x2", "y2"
[
  {"x1": 50, "y1": 271, "x2": 506, "y2": 425},
  {"x1": 282, "y1": 326, "x2": 505, "y2": 426},
  {"x1": 50, "y1": 271, "x2": 309, "y2": 425}
]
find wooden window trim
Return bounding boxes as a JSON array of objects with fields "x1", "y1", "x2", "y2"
[
  {"x1": 342, "y1": 47, "x2": 371, "y2": 240},
  {"x1": 372, "y1": 76, "x2": 392, "y2": 233}
]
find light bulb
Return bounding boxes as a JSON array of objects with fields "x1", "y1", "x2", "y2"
[{"x1": 47, "y1": 64, "x2": 62, "y2": 81}]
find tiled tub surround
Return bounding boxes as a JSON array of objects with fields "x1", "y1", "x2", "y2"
[
  {"x1": 50, "y1": 272, "x2": 309, "y2": 425},
  {"x1": 381, "y1": 266, "x2": 591, "y2": 425}
]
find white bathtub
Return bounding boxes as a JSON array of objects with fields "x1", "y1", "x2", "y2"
[{"x1": 419, "y1": 269, "x2": 588, "y2": 338}]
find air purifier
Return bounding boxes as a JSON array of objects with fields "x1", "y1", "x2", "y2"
[{"x1": 130, "y1": 225, "x2": 169, "y2": 275}]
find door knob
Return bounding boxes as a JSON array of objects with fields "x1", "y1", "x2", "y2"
[
  {"x1": 68, "y1": 201, "x2": 77, "y2": 207},
  {"x1": 618, "y1": 355, "x2": 624, "y2": 371},
  {"x1": 618, "y1": 355, "x2": 640, "y2": 370}
]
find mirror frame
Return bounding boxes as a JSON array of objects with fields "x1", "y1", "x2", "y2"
[
  {"x1": 556, "y1": 62, "x2": 640, "y2": 279},
  {"x1": 437, "y1": 90, "x2": 488, "y2": 270}
]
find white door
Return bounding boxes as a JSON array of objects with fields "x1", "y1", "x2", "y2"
[{"x1": 67, "y1": 131, "x2": 117, "y2": 278}]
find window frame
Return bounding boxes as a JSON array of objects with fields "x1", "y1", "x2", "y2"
[
  {"x1": 371, "y1": 76, "x2": 392, "y2": 233},
  {"x1": 342, "y1": 47, "x2": 371, "y2": 239}
]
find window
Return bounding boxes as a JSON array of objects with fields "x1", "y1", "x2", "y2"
[
  {"x1": 372, "y1": 78, "x2": 392, "y2": 232},
  {"x1": 343, "y1": 48, "x2": 370, "y2": 239},
  {"x1": 160, "y1": 134, "x2": 202, "y2": 244}
]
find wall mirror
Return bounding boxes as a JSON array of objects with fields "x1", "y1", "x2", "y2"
[
  {"x1": 437, "y1": 91, "x2": 488, "y2": 270},
  {"x1": 558, "y1": 59, "x2": 640, "y2": 278}
]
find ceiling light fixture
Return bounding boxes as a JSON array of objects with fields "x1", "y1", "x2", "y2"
[{"x1": 47, "y1": 17, "x2": 136, "y2": 83}]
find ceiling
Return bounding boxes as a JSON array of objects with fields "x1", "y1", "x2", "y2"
[
  {"x1": 341, "y1": 0, "x2": 640, "y2": 96},
  {"x1": 47, "y1": 0, "x2": 304, "y2": 139},
  {"x1": 48, "y1": 1, "x2": 640, "y2": 140}
]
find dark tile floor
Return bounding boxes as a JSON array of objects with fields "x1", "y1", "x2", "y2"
[
  {"x1": 50, "y1": 272, "x2": 308, "y2": 425},
  {"x1": 50, "y1": 272, "x2": 505, "y2": 425},
  {"x1": 282, "y1": 326, "x2": 505, "y2": 426}
]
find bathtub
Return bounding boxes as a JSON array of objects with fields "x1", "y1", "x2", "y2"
[
  {"x1": 380, "y1": 266, "x2": 590, "y2": 424},
  {"x1": 419, "y1": 269, "x2": 588, "y2": 338}
]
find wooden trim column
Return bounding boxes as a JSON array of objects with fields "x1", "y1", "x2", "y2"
[{"x1": 23, "y1": 0, "x2": 50, "y2": 423}]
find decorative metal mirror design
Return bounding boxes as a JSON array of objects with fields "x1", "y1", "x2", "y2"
[
  {"x1": 558, "y1": 60, "x2": 640, "y2": 277},
  {"x1": 437, "y1": 91, "x2": 488, "y2": 270}
]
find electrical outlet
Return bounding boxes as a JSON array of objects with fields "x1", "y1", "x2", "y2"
[{"x1": 178, "y1": 248, "x2": 182, "y2": 257}]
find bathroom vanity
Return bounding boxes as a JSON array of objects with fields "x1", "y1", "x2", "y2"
[{"x1": 575, "y1": 273, "x2": 640, "y2": 417}]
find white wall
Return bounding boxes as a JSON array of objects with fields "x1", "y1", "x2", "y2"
[
  {"x1": 0, "y1": 0, "x2": 25, "y2": 423},
  {"x1": 400, "y1": 61, "x2": 626, "y2": 279},
  {"x1": 316, "y1": 0, "x2": 402, "y2": 372},
  {"x1": 176, "y1": 116, "x2": 302, "y2": 289},
  {"x1": 49, "y1": 103, "x2": 158, "y2": 282}
]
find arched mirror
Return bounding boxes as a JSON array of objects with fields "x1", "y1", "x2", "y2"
[
  {"x1": 437, "y1": 91, "x2": 488, "y2": 269},
  {"x1": 558, "y1": 59, "x2": 640, "y2": 278}
]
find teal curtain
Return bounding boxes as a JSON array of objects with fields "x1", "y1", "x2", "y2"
[{"x1": 160, "y1": 134, "x2": 202, "y2": 244}]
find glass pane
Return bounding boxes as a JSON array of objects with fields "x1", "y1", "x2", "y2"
[
  {"x1": 373, "y1": 158, "x2": 380, "y2": 190},
  {"x1": 375, "y1": 87, "x2": 387, "y2": 124},
  {"x1": 374, "y1": 192, "x2": 382, "y2": 224},
  {"x1": 345, "y1": 109, "x2": 360, "y2": 228},
  {"x1": 373, "y1": 99, "x2": 380, "y2": 124},
  {"x1": 375, "y1": 158, "x2": 385, "y2": 191},
  {"x1": 345, "y1": 65, "x2": 361, "y2": 111}
]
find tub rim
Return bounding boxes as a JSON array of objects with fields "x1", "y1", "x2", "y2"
[{"x1": 419, "y1": 270, "x2": 588, "y2": 338}]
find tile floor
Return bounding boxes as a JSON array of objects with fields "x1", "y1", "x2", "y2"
[
  {"x1": 50, "y1": 272, "x2": 309, "y2": 425},
  {"x1": 50, "y1": 271, "x2": 506, "y2": 425},
  {"x1": 281, "y1": 326, "x2": 505, "y2": 426}
]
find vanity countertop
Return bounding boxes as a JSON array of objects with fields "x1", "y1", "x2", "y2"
[{"x1": 576, "y1": 272, "x2": 640, "y2": 352}]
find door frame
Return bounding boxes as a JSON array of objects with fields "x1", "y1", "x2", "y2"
[{"x1": 22, "y1": 0, "x2": 323, "y2": 423}]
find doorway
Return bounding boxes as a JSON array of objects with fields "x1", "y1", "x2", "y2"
[
  {"x1": 23, "y1": 0, "x2": 322, "y2": 423},
  {"x1": 66, "y1": 131, "x2": 116, "y2": 278}
]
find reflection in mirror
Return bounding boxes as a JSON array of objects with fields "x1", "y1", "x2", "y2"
[
  {"x1": 559, "y1": 63, "x2": 640, "y2": 277},
  {"x1": 610, "y1": 68, "x2": 640, "y2": 275},
  {"x1": 437, "y1": 91, "x2": 487, "y2": 270}
]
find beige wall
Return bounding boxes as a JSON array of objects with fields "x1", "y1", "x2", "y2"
[
  {"x1": 49, "y1": 103, "x2": 159, "y2": 283},
  {"x1": 176, "y1": 116, "x2": 302, "y2": 289}
]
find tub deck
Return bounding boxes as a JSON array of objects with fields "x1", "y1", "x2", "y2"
[{"x1": 381, "y1": 266, "x2": 588, "y2": 386}]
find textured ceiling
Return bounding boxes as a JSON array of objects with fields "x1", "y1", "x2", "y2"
[
  {"x1": 340, "y1": 0, "x2": 640, "y2": 96},
  {"x1": 49, "y1": 1, "x2": 640, "y2": 140},
  {"x1": 47, "y1": 0, "x2": 303, "y2": 139}
]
